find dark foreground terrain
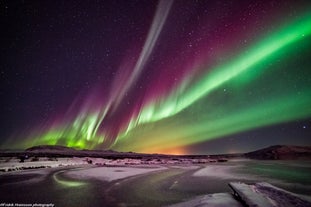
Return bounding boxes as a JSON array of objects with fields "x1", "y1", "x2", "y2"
[
  {"x1": 1, "y1": 160, "x2": 311, "y2": 207},
  {"x1": 1, "y1": 145, "x2": 311, "y2": 206}
]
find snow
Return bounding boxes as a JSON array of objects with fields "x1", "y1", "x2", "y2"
[
  {"x1": 0, "y1": 157, "x2": 87, "y2": 173},
  {"x1": 169, "y1": 165, "x2": 200, "y2": 170},
  {"x1": 170, "y1": 181, "x2": 311, "y2": 207},
  {"x1": 254, "y1": 182, "x2": 311, "y2": 207},
  {"x1": 65, "y1": 166, "x2": 167, "y2": 182},
  {"x1": 168, "y1": 193, "x2": 243, "y2": 207},
  {"x1": 229, "y1": 182, "x2": 274, "y2": 207},
  {"x1": 228, "y1": 182, "x2": 311, "y2": 207}
]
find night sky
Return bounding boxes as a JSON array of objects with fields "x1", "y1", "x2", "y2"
[{"x1": 1, "y1": 0, "x2": 311, "y2": 154}]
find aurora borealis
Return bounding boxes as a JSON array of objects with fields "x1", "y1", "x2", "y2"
[{"x1": 1, "y1": 0, "x2": 311, "y2": 154}]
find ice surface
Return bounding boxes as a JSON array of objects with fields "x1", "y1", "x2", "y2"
[
  {"x1": 65, "y1": 166, "x2": 167, "y2": 182},
  {"x1": 192, "y1": 164, "x2": 255, "y2": 180}
]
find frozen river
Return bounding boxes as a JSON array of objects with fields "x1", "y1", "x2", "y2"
[{"x1": 0, "y1": 160, "x2": 310, "y2": 207}]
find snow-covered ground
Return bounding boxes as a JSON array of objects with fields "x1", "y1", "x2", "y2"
[
  {"x1": 168, "y1": 193, "x2": 243, "y2": 207},
  {"x1": 229, "y1": 182, "x2": 274, "y2": 207},
  {"x1": 1, "y1": 157, "x2": 311, "y2": 207},
  {"x1": 65, "y1": 165, "x2": 167, "y2": 182},
  {"x1": 0, "y1": 157, "x2": 87, "y2": 172},
  {"x1": 169, "y1": 182, "x2": 311, "y2": 207},
  {"x1": 254, "y1": 182, "x2": 311, "y2": 207}
]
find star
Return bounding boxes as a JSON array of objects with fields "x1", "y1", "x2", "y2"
[{"x1": 1, "y1": 0, "x2": 310, "y2": 155}]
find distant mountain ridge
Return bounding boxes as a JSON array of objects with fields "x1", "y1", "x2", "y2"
[
  {"x1": 1, "y1": 144, "x2": 310, "y2": 160},
  {"x1": 26, "y1": 145, "x2": 76, "y2": 152},
  {"x1": 245, "y1": 145, "x2": 311, "y2": 160},
  {"x1": 25, "y1": 145, "x2": 119, "y2": 155}
]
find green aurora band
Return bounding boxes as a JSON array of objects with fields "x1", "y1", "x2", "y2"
[
  {"x1": 13, "y1": 12, "x2": 311, "y2": 153},
  {"x1": 112, "y1": 13, "x2": 311, "y2": 152}
]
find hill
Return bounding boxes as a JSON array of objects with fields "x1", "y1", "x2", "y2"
[
  {"x1": 26, "y1": 145, "x2": 76, "y2": 152},
  {"x1": 245, "y1": 145, "x2": 311, "y2": 160}
]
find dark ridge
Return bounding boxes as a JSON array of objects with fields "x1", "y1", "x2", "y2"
[
  {"x1": 1, "y1": 144, "x2": 310, "y2": 160},
  {"x1": 245, "y1": 145, "x2": 311, "y2": 160},
  {"x1": 26, "y1": 145, "x2": 76, "y2": 151}
]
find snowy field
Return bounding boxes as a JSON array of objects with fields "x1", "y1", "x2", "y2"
[
  {"x1": 1, "y1": 158, "x2": 311, "y2": 207},
  {"x1": 0, "y1": 157, "x2": 87, "y2": 172}
]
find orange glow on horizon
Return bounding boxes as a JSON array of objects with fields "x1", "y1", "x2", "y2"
[{"x1": 139, "y1": 147, "x2": 188, "y2": 155}]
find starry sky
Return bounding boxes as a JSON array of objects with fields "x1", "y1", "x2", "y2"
[{"x1": 1, "y1": 0, "x2": 311, "y2": 154}]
